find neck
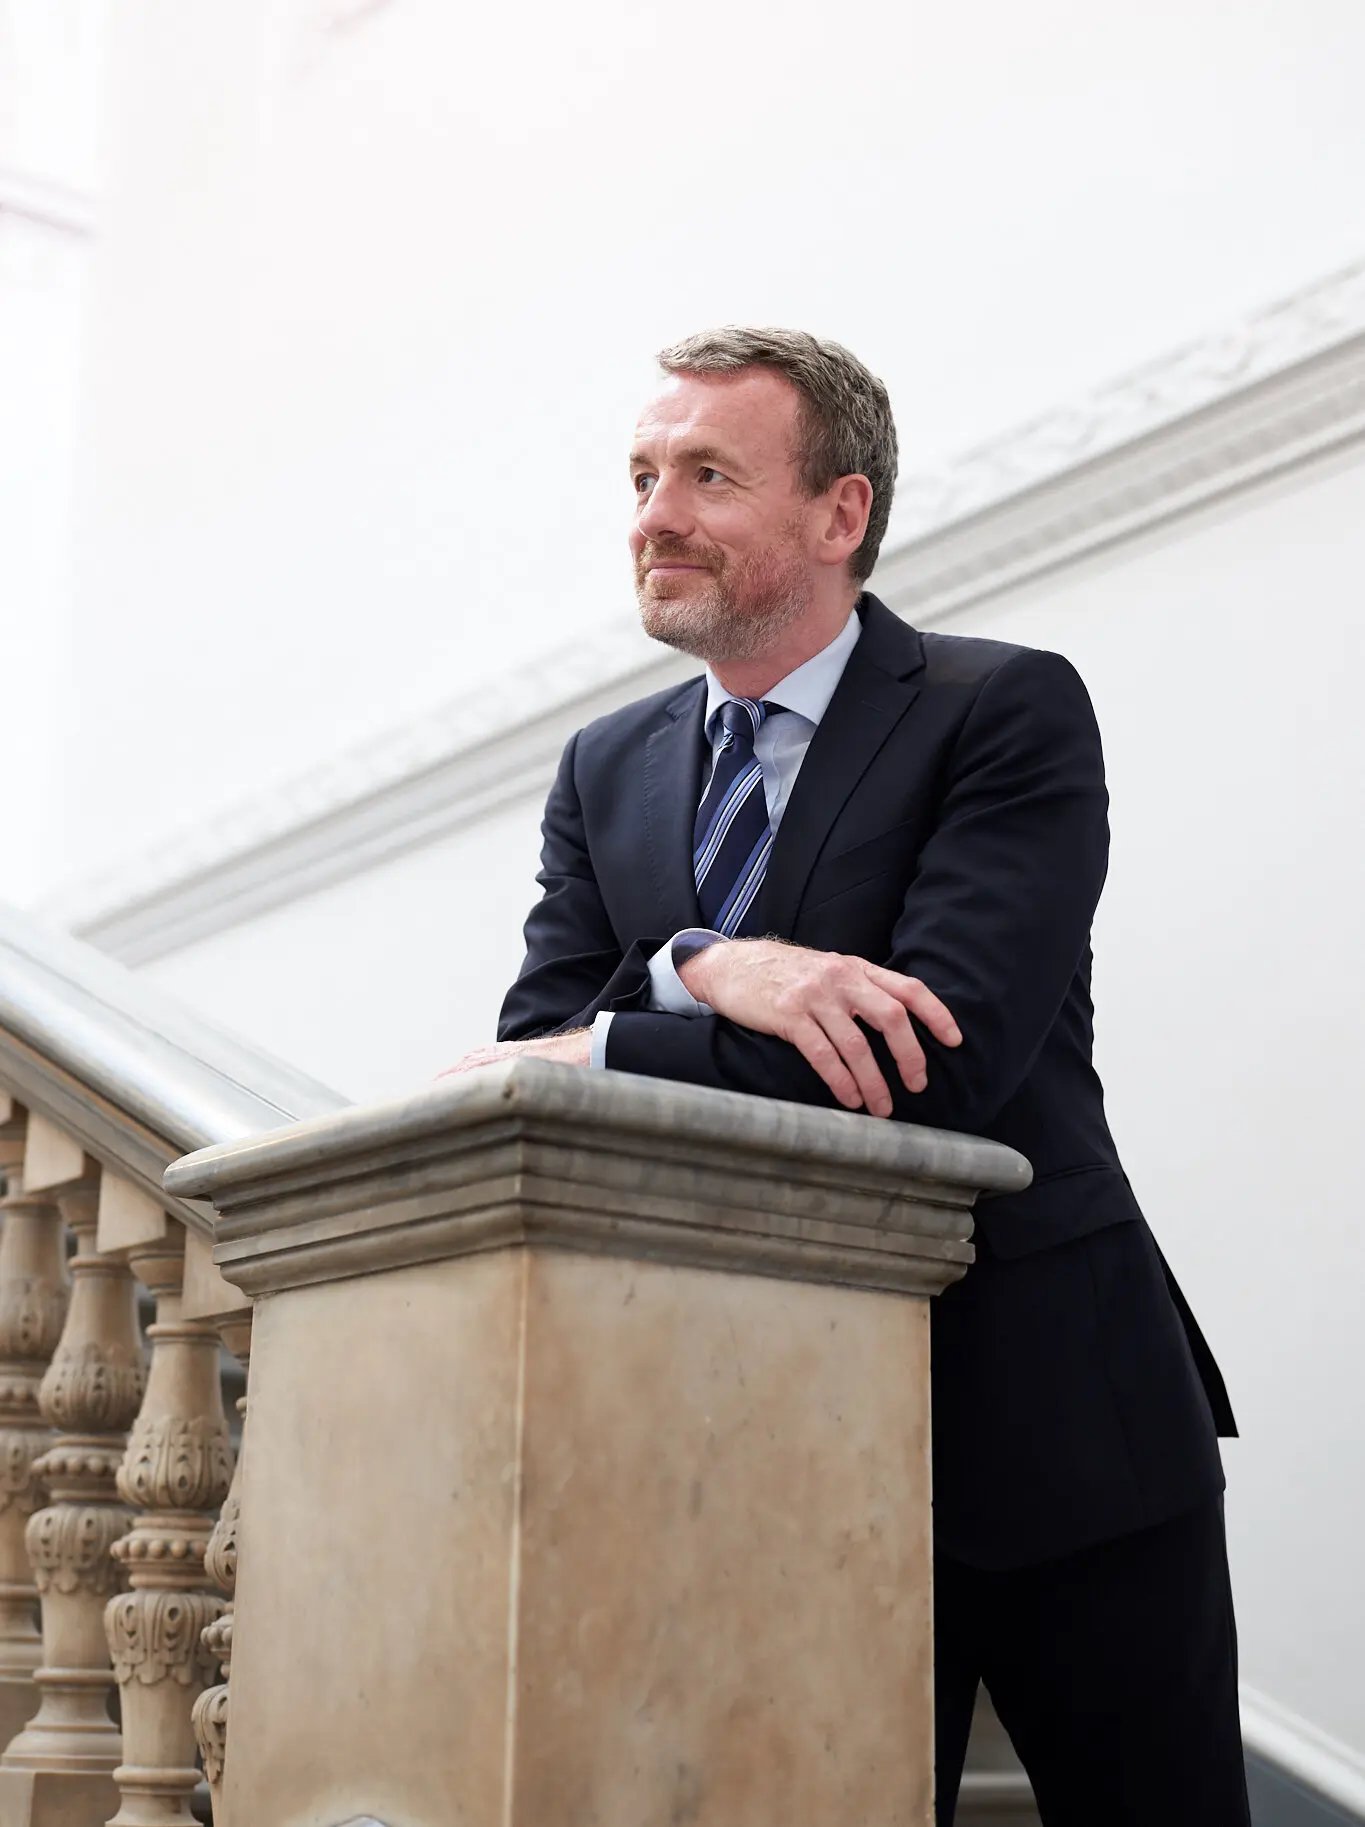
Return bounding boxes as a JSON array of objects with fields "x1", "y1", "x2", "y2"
[{"x1": 710, "y1": 595, "x2": 859, "y2": 700}]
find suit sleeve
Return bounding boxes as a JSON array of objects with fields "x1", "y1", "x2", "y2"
[
  {"x1": 498, "y1": 733, "x2": 667, "y2": 1040},
  {"x1": 603, "y1": 649, "x2": 1110, "y2": 1135}
]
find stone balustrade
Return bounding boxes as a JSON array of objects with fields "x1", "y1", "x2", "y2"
[
  {"x1": 0, "y1": 1096, "x2": 257, "y2": 1827},
  {"x1": 0, "y1": 1094, "x2": 254, "y2": 1827},
  {"x1": 0, "y1": 895, "x2": 347, "y2": 1826},
  {"x1": 0, "y1": 1119, "x2": 142, "y2": 1825}
]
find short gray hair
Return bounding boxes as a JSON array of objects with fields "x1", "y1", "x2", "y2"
[{"x1": 655, "y1": 326, "x2": 898, "y2": 583}]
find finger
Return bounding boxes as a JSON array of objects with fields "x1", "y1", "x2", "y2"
[
  {"x1": 862, "y1": 964, "x2": 962, "y2": 1046},
  {"x1": 790, "y1": 1015, "x2": 865, "y2": 1111},
  {"x1": 849, "y1": 988, "x2": 928, "y2": 1093},
  {"x1": 816, "y1": 1010, "x2": 894, "y2": 1117}
]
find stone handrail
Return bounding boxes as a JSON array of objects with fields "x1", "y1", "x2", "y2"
[{"x1": 0, "y1": 901, "x2": 348, "y2": 1227}]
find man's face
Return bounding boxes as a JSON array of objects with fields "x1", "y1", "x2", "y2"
[{"x1": 629, "y1": 369, "x2": 821, "y2": 666}]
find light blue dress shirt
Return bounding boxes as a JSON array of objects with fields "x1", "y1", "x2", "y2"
[{"x1": 590, "y1": 606, "x2": 863, "y2": 1067}]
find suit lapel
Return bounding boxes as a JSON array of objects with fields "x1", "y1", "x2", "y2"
[
  {"x1": 642, "y1": 677, "x2": 708, "y2": 928},
  {"x1": 754, "y1": 594, "x2": 927, "y2": 935}
]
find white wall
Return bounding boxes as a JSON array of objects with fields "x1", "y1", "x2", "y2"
[
  {"x1": 145, "y1": 791, "x2": 545, "y2": 1099},
  {"x1": 0, "y1": 214, "x2": 85, "y2": 903},
  {"x1": 0, "y1": 0, "x2": 104, "y2": 901},
  {"x1": 57, "y1": 0, "x2": 1365, "y2": 892}
]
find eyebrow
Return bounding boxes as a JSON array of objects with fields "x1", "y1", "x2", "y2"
[{"x1": 628, "y1": 443, "x2": 737, "y2": 473}]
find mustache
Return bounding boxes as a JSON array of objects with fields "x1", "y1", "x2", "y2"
[{"x1": 638, "y1": 546, "x2": 719, "y2": 571}]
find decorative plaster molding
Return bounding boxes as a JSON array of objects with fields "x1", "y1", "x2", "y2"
[
  {"x1": 41, "y1": 628, "x2": 696, "y2": 965},
  {"x1": 877, "y1": 257, "x2": 1365, "y2": 615},
  {"x1": 1241, "y1": 1684, "x2": 1365, "y2": 1817},
  {"x1": 285, "y1": 0, "x2": 398, "y2": 81},
  {"x1": 0, "y1": 170, "x2": 96, "y2": 237},
  {"x1": 36, "y1": 257, "x2": 1365, "y2": 963}
]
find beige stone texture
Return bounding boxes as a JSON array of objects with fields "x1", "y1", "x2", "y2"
[
  {"x1": 181, "y1": 1226, "x2": 251, "y2": 1327},
  {"x1": 20, "y1": 1117, "x2": 87, "y2": 1196},
  {"x1": 95, "y1": 1174, "x2": 169, "y2": 1257},
  {"x1": 0, "y1": 1685, "x2": 42, "y2": 1767},
  {"x1": 223, "y1": 1251, "x2": 523, "y2": 1826},
  {"x1": 223, "y1": 1246, "x2": 933, "y2": 1827},
  {"x1": 0, "y1": 1187, "x2": 142, "y2": 1827},
  {"x1": 513, "y1": 1251, "x2": 933, "y2": 1826},
  {"x1": 0, "y1": 1767, "x2": 121, "y2": 1825}
]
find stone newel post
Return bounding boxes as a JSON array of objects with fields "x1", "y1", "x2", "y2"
[{"x1": 166, "y1": 1060, "x2": 1030, "y2": 1827}]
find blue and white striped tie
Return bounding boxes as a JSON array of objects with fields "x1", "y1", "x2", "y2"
[{"x1": 693, "y1": 698, "x2": 782, "y2": 937}]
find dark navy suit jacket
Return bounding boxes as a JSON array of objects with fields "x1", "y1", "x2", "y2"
[{"x1": 499, "y1": 590, "x2": 1233, "y2": 1568}]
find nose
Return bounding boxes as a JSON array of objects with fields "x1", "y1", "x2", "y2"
[{"x1": 634, "y1": 471, "x2": 695, "y2": 546}]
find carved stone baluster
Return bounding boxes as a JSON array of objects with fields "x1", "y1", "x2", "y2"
[
  {"x1": 0, "y1": 1109, "x2": 72, "y2": 1753},
  {"x1": 190, "y1": 1392, "x2": 242, "y2": 1808},
  {"x1": 99, "y1": 1178, "x2": 231, "y2": 1827},
  {"x1": 0, "y1": 1175, "x2": 146, "y2": 1822},
  {"x1": 184, "y1": 1227, "x2": 253, "y2": 1820}
]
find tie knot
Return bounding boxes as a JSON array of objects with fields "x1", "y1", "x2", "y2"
[{"x1": 716, "y1": 698, "x2": 780, "y2": 750}]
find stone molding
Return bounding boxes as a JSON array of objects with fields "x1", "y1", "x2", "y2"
[
  {"x1": 0, "y1": 169, "x2": 96, "y2": 237},
  {"x1": 1240, "y1": 1685, "x2": 1365, "y2": 1819},
  {"x1": 33, "y1": 257, "x2": 1365, "y2": 966},
  {"x1": 164, "y1": 1059, "x2": 1029, "y2": 1300},
  {"x1": 105, "y1": 1590, "x2": 223, "y2": 1690}
]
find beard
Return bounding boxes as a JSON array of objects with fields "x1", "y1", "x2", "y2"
[{"x1": 634, "y1": 521, "x2": 814, "y2": 666}]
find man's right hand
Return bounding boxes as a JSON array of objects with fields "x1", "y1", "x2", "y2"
[{"x1": 678, "y1": 939, "x2": 962, "y2": 1118}]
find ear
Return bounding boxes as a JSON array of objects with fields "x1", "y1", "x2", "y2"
[{"x1": 813, "y1": 474, "x2": 873, "y2": 570}]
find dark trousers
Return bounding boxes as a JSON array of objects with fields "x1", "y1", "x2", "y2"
[{"x1": 934, "y1": 1495, "x2": 1251, "y2": 1826}]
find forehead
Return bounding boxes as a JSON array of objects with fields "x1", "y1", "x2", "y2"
[{"x1": 631, "y1": 368, "x2": 801, "y2": 470}]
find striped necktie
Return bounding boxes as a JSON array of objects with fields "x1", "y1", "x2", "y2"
[{"x1": 693, "y1": 698, "x2": 782, "y2": 937}]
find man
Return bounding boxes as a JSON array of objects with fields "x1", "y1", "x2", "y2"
[{"x1": 446, "y1": 327, "x2": 1249, "y2": 1824}]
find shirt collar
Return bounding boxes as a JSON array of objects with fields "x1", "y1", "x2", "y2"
[{"x1": 703, "y1": 605, "x2": 862, "y2": 734}]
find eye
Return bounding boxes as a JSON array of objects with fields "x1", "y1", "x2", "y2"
[
  {"x1": 632, "y1": 473, "x2": 654, "y2": 495},
  {"x1": 699, "y1": 467, "x2": 725, "y2": 484}
]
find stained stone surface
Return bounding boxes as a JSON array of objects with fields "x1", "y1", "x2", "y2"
[
  {"x1": 223, "y1": 1251, "x2": 522, "y2": 1826},
  {"x1": 511, "y1": 1250, "x2": 935, "y2": 1826},
  {"x1": 224, "y1": 1248, "x2": 936, "y2": 1826}
]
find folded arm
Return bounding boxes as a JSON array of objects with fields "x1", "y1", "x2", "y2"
[{"x1": 602, "y1": 649, "x2": 1110, "y2": 1135}]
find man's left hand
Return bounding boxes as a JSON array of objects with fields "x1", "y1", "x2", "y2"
[{"x1": 437, "y1": 1029, "x2": 591, "y2": 1077}]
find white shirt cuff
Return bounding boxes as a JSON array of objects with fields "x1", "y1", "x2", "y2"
[
  {"x1": 590, "y1": 1010, "x2": 614, "y2": 1069},
  {"x1": 647, "y1": 930, "x2": 719, "y2": 1015},
  {"x1": 593, "y1": 931, "x2": 721, "y2": 1068}
]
